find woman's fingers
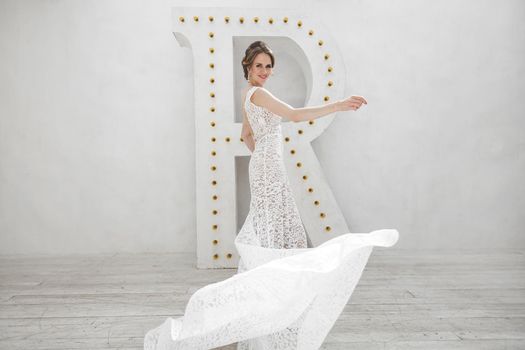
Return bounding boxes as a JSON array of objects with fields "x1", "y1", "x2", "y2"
[
  {"x1": 351, "y1": 95, "x2": 368, "y2": 104},
  {"x1": 340, "y1": 96, "x2": 367, "y2": 111}
]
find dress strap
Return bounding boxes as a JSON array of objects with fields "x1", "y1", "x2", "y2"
[{"x1": 244, "y1": 86, "x2": 259, "y2": 109}]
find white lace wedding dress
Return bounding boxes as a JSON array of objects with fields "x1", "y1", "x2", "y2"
[
  {"x1": 143, "y1": 86, "x2": 399, "y2": 350},
  {"x1": 236, "y1": 86, "x2": 308, "y2": 274}
]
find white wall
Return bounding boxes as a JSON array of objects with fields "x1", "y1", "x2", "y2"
[{"x1": 0, "y1": 0, "x2": 523, "y2": 255}]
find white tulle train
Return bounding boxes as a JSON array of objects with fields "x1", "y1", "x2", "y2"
[{"x1": 144, "y1": 229, "x2": 399, "y2": 350}]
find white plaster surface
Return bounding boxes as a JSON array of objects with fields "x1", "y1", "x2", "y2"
[{"x1": 0, "y1": 0, "x2": 523, "y2": 255}]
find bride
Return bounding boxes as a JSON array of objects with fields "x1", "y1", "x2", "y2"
[{"x1": 144, "y1": 41, "x2": 399, "y2": 350}]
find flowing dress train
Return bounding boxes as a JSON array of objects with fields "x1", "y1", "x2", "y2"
[{"x1": 143, "y1": 86, "x2": 399, "y2": 350}]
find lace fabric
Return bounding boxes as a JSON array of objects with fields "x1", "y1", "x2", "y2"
[
  {"x1": 237, "y1": 86, "x2": 307, "y2": 271},
  {"x1": 143, "y1": 86, "x2": 400, "y2": 350}
]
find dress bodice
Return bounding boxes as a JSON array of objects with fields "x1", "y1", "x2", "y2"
[{"x1": 244, "y1": 86, "x2": 283, "y2": 144}]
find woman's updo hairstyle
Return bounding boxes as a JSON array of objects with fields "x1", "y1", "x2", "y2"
[{"x1": 241, "y1": 41, "x2": 275, "y2": 80}]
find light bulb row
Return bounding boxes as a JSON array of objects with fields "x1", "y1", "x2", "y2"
[
  {"x1": 213, "y1": 252, "x2": 233, "y2": 260},
  {"x1": 289, "y1": 148, "x2": 332, "y2": 232},
  {"x1": 179, "y1": 15, "x2": 319, "y2": 31}
]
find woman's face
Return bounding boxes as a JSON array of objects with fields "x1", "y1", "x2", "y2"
[{"x1": 249, "y1": 53, "x2": 273, "y2": 86}]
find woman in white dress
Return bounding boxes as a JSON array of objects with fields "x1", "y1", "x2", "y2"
[
  {"x1": 144, "y1": 41, "x2": 399, "y2": 350},
  {"x1": 236, "y1": 41, "x2": 365, "y2": 273}
]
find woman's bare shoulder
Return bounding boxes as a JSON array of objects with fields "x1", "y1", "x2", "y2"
[
  {"x1": 251, "y1": 86, "x2": 273, "y2": 103},
  {"x1": 241, "y1": 86, "x2": 271, "y2": 105}
]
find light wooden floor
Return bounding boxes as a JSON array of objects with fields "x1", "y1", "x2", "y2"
[{"x1": 1, "y1": 249, "x2": 524, "y2": 349}]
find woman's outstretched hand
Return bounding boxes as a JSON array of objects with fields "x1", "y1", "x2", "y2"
[{"x1": 337, "y1": 95, "x2": 368, "y2": 112}]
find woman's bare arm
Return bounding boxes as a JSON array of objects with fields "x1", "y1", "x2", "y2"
[{"x1": 250, "y1": 87, "x2": 367, "y2": 122}]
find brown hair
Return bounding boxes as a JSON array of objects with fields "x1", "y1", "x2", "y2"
[{"x1": 241, "y1": 41, "x2": 275, "y2": 80}]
